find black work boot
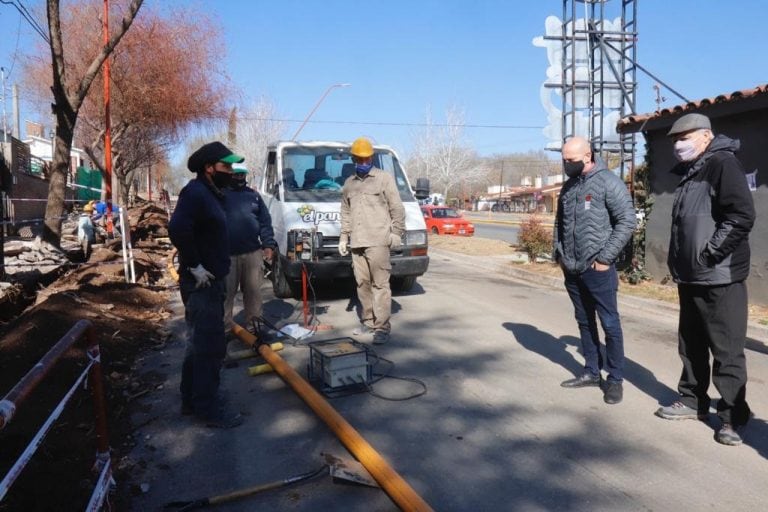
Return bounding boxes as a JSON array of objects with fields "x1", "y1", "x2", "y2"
[
  {"x1": 560, "y1": 372, "x2": 601, "y2": 388},
  {"x1": 603, "y1": 381, "x2": 623, "y2": 404}
]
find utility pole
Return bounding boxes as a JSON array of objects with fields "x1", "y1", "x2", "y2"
[
  {"x1": 497, "y1": 161, "x2": 504, "y2": 212},
  {"x1": 12, "y1": 84, "x2": 19, "y2": 139},
  {"x1": 1, "y1": 67, "x2": 7, "y2": 143},
  {"x1": 292, "y1": 83, "x2": 350, "y2": 140},
  {"x1": 653, "y1": 83, "x2": 667, "y2": 113}
]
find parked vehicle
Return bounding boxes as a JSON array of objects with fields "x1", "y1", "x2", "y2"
[
  {"x1": 259, "y1": 140, "x2": 430, "y2": 299},
  {"x1": 421, "y1": 205, "x2": 475, "y2": 236}
]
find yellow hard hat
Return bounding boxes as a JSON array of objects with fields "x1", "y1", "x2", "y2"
[
  {"x1": 83, "y1": 203, "x2": 94, "y2": 213},
  {"x1": 350, "y1": 137, "x2": 374, "y2": 158}
]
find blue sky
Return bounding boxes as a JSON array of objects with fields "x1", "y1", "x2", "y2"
[{"x1": 1, "y1": 0, "x2": 766, "y2": 160}]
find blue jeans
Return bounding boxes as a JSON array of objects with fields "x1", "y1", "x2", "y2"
[
  {"x1": 563, "y1": 265, "x2": 625, "y2": 382},
  {"x1": 179, "y1": 274, "x2": 227, "y2": 417}
]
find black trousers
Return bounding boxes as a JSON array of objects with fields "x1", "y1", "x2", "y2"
[
  {"x1": 677, "y1": 281, "x2": 751, "y2": 426},
  {"x1": 179, "y1": 274, "x2": 227, "y2": 418}
]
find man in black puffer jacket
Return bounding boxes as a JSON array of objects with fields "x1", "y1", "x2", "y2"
[
  {"x1": 554, "y1": 136, "x2": 635, "y2": 405},
  {"x1": 655, "y1": 113, "x2": 755, "y2": 447}
]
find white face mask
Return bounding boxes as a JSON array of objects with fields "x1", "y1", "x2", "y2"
[{"x1": 673, "y1": 139, "x2": 700, "y2": 162}]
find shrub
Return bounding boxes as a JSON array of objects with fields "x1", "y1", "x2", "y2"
[{"x1": 518, "y1": 216, "x2": 553, "y2": 263}]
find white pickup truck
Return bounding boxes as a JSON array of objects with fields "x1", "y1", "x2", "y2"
[{"x1": 259, "y1": 140, "x2": 430, "y2": 299}]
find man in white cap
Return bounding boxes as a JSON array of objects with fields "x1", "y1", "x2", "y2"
[
  {"x1": 655, "y1": 113, "x2": 755, "y2": 446},
  {"x1": 223, "y1": 163, "x2": 276, "y2": 337}
]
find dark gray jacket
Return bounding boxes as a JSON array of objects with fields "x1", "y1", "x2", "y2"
[
  {"x1": 667, "y1": 134, "x2": 754, "y2": 285},
  {"x1": 554, "y1": 157, "x2": 636, "y2": 274}
]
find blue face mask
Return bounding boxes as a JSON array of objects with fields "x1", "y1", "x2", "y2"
[{"x1": 355, "y1": 162, "x2": 373, "y2": 174}]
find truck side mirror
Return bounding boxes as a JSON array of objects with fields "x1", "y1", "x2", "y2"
[{"x1": 414, "y1": 177, "x2": 430, "y2": 200}]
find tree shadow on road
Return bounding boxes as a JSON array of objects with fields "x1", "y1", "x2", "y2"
[{"x1": 503, "y1": 322, "x2": 679, "y2": 405}]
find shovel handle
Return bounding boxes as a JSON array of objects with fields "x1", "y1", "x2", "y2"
[
  {"x1": 209, "y1": 465, "x2": 327, "y2": 505},
  {"x1": 165, "y1": 465, "x2": 328, "y2": 510}
]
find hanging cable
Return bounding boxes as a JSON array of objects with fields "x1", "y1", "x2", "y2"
[{"x1": 0, "y1": 0, "x2": 50, "y2": 44}]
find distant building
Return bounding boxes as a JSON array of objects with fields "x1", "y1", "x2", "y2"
[
  {"x1": 23, "y1": 134, "x2": 87, "y2": 176},
  {"x1": 0, "y1": 122, "x2": 94, "y2": 234}
]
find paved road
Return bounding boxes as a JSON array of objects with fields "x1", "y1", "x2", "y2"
[{"x1": 127, "y1": 251, "x2": 768, "y2": 511}]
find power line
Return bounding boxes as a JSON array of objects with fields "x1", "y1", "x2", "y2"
[
  {"x1": 4, "y1": 12, "x2": 23, "y2": 79},
  {"x1": 0, "y1": 0, "x2": 50, "y2": 44},
  {"x1": 226, "y1": 116, "x2": 543, "y2": 130},
  {"x1": 14, "y1": 0, "x2": 49, "y2": 42}
]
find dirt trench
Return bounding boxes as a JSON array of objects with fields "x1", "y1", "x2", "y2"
[{"x1": 0, "y1": 201, "x2": 176, "y2": 511}]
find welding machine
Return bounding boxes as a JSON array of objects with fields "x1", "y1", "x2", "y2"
[{"x1": 308, "y1": 338, "x2": 371, "y2": 394}]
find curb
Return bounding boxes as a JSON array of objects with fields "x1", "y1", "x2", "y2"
[{"x1": 429, "y1": 247, "x2": 768, "y2": 345}]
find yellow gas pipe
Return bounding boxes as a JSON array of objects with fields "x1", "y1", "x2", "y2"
[{"x1": 231, "y1": 324, "x2": 433, "y2": 512}]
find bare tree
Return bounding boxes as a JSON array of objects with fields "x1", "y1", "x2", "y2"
[
  {"x1": 228, "y1": 97, "x2": 286, "y2": 187},
  {"x1": 407, "y1": 105, "x2": 483, "y2": 201},
  {"x1": 42, "y1": 0, "x2": 144, "y2": 244},
  {"x1": 72, "y1": 4, "x2": 229, "y2": 206},
  {"x1": 24, "y1": 2, "x2": 229, "y2": 216},
  {"x1": 406, "y1": 106, "x2": 438, "y2": 182}
]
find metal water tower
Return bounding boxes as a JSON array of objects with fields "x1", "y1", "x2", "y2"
[{"x1": 554, "y1": 0, "x2": 638, "y2": 179}]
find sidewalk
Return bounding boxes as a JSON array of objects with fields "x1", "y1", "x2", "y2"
[{"x1": 430, "y1": 246, "x2": 768, "y2": 346}]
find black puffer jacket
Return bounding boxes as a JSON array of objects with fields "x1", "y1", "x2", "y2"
[
  {"x1": 667, "y1": 134, "x2": 755, "y2": 285},
  {"x1": 554, "y1": 157, "x2": 636, "y2": 274}
]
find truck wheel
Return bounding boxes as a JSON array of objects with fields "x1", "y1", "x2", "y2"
[
  {"x1": 271, "y1": 256, "x2": 295, "y2": 299},
  {"x1": 391, "y1": 275, "x2": 417, "y2": 293}
]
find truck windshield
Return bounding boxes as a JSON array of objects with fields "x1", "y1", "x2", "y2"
[{"x1": 281, "y1": 146, "x2": 415, "y2": 203}]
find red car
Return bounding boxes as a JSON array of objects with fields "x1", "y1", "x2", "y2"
[{"x1": 421, "y1": 205, "x2": 475, "y2": 236}]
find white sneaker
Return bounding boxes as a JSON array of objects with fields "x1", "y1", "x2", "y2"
[{"x1": 352, "y1": 324, "x2": 374, "y2": 336}]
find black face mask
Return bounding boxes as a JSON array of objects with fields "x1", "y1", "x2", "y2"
[
  {"x1": 231, "y1": 177, "x2": 247, "y2": 190},
  {"x1": 211, "y1": 171, "x2": 232, "y2": 189},
  {"x1": 563, "y1": 160, "x2": 585, "y2": 179}
]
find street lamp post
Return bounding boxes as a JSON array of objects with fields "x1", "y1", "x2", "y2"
[{"x1": 291, "y1": 83, "x2": 350, "y2": 140}]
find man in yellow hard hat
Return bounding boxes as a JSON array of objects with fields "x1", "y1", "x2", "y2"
[{"x1": 339, "y1": 137, "x2": 405, "y2": 344}]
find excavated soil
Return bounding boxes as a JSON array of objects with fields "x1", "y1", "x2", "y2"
[{"x1": 0, "y1": 202, "x2": 174, "y2": 511}]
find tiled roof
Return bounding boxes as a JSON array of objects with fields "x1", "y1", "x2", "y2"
[
  {"x1": 480, "y1": 184, "x2": 561, "y2": 201},
  {"x1": 617, "y1": 84, "x2": 768, "y2": 133}
]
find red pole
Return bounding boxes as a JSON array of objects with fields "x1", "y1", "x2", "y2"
[
  {"x1": 302, "y1": 264, "x2": 309, "y2": 327},
  {"x1": 85, "y1": 329, "x2": 110, "y2": 456},
  {"x1": 103, "y1": 0, "x2": 114, "y2": 235}
]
